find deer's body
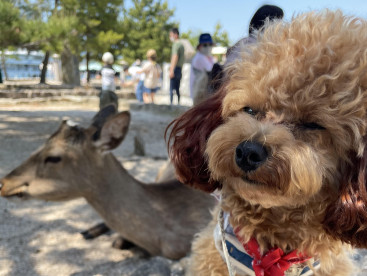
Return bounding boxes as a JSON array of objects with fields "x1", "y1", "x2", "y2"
[
  {"x1": 83, "y1": 153, "x2": 214, "y2": 258},
  {"x1": 0, "y1": 107, "x2": 215, "y2": 259}
]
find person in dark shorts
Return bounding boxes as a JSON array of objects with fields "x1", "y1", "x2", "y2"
[{"x1": 169, "y1": 28, "x2": 185, "y2": 105}]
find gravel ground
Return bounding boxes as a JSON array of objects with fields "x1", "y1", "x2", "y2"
[{"x1": 1, "y1": 98, "x2": 367, "y2": 276}]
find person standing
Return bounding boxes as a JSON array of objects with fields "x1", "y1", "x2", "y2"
[
  {"x1": 190, "y1": 33, "x2": 215, "y2": 105},
  {"x1": 169, "y1": 28, "x2": 185, "y2": 105},
  {"x1": 129, "y1": 59, "x2": 145, "y2": 103},
  {"x1": 139, "y1": 49, "x2": 162, "y2": 104},
  {"x1": 99, "y1": 52, "x2": 118, "y2": 110}
]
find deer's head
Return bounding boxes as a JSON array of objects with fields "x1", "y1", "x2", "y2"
[{"x1": 0, "y1": 105, "x2": 130, "y2": 201}]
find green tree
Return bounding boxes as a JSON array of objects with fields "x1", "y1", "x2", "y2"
[
  {"x1": 19, "y1": 0, "x2": 56, "y2": 83},
  {"x1": 120, "y1": 0, "x2": 176, "y2": 64},
  {"x1": 182, "y1": 21, "x2": 231, "y2": 49},
  {"x1": 70, "y1": 0, "x2": 124, "y2": 82},
  {"x1": 0, "y1": 0, "x2": 23, "y2": 80},
  {"x1": 212, "y1": 22, "x2": 230, "y2": 47},
  {"x1": 18, "y1": 0, "x2": 124, "y2": 85},
  {"x1": 181, "y1": 29, "x2": 200, "y2": 49},
  {"x1": 16, "y1": 0, "x2": 80, "y2": 84}
]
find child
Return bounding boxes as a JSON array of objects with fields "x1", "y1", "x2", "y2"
[
  {"x1": 100, "y1": 52, "x2": 118, "y2": 110},
  {"x1": 139, "y1": 49, "x2": 162, "y2": 104}
]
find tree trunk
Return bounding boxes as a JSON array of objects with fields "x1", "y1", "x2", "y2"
[
  {"x1": 40, "y1": 51, "x2": 50, "y2": 84},
  {"x1": 1, "y1": 52, "x2": 9, "y2": 81},
  {"x1": 86, "y1": 51, "x2": 91, "y2": 83},
  {"x1": 60, "y1": 46, "x2": 80, "y2": 86}
]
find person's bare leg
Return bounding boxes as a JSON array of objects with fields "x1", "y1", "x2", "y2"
[
  {"x1": 143, "y1": 92, "x2": 150, "y2": 103},
  {"x1": 151, "y1": 93, "x2": 155, "y2": 104}
]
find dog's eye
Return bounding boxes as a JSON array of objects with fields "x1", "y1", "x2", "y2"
[
  {"x1": 45, "y1": 156, "x2": 62, "y2": 164},
  {"x1": 301, "y1": 122, "x2": 325, "y2": 130},
  {"x1": 243, "y1": 107, "x2": 258, "y2": 116}
]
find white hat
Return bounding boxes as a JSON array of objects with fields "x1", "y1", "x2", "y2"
[{"x1": 102, "y1": 52, "x2": 114, "y2": 64}]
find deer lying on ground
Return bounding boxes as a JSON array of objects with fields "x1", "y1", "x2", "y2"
[{"x1": 0, "y1": 105, "x2": 216, "y2": 259}]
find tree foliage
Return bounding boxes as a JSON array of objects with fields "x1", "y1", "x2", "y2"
[
  {"x1": 69, "y1": 0, "x2": 124, "y2": 59},
  {"x1": 0, "y1": 0, "x2": 23, "y2": 50},
  {"x1": 181, "y1": 29, "x2": 200, "y2": 49},
  {"x1": 15, "y1": 0, "x2": 80, "y2": 84},
  {"x1": 15, "y1": 0, "x2": 124, "y2": 84},
  {"x1": 0, "y1": 0, "x2": 23, "y2": 80},
  {"x1": 120, "y1": 0, "x2": 177, "y2": 64},
  {"x1": 212, "y1": 22, "x2": 230, "y2": 47},
  {"x1": 181, "y1": 21, "x2": 231, "y2": 48}
]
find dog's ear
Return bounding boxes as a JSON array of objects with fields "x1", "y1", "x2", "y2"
[
  {"x1": 323, "y1": 142, "x2": 367, "y2": 248},
  {"x1": 166, "y1": 87, "x2": 226, "y2": 192}
]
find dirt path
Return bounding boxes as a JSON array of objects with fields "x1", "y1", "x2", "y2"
[{"x1": 0, "y1": 102, "x2": 184, "y2": 276}]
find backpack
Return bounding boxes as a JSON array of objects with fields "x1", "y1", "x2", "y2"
[
  {"x1": 192, "y1": 67, "x2": 211, "y2": 105},
  {"x1": 179, "y1": 39, "x2": 195, "y2": 62}
]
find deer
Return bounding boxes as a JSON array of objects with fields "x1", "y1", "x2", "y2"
[{"x1": 0, "y1": 105, "x2": 216, "y2": 260}]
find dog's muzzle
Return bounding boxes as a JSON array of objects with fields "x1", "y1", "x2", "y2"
[{"x1": 235, "y1": 141, "x2": 268, "y2": 172}]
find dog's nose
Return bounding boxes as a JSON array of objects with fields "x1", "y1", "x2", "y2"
[{"x1": 235, "y1": 141, "x2": 268, "y2": 172}]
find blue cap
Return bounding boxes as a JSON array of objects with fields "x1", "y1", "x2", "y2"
[{"x1": 198, "y1": 33, "x2": 214, "y2": 46}]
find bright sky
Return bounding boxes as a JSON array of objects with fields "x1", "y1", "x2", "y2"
[{"x1": 167, "y1": 0, "x2": 367, "y2": 44}]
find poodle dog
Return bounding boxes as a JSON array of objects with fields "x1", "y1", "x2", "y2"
[{"x1": 167, "y1": 10, "x2": 367, "y2": 276}]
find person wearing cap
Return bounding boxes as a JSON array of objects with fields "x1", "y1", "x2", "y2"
[
  {"x1": 100, "y1": 52, "x2": 118, "y2": 110},
  {"x1": 209, "y1": 5, "x2": 284, "y2": 95},
  {"x1": 190, "y1": 33, "x2": 215, "y2": 105},
  {"x1": 226, "y1": 4, "x2": 284, "y2": 65},
  {"x1": 137, "y1": 49, "x2": 162, "y2": 104}
]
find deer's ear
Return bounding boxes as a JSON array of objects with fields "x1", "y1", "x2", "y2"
[{"x1": 93, "y1": 111, "x2": 131, "y2": 151}]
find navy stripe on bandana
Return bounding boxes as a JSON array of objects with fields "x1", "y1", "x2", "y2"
[{"x1": 225, "y1": 240, "x2": 253, "y2": 270}]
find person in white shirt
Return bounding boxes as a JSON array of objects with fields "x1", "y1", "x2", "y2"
[
  {"x1": 100, "y1": 52, "x2": 118, "y2": 110},
  {"x1": 128, "y1": 59, "x2": 145, "y2": 103},
  {"x1": 190, "y1": 33, "x2": 215, "y2": 105}
]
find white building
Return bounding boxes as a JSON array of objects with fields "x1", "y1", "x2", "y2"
[{"x1": 0, "y1": 49, "x2": 61, "y2": 81}]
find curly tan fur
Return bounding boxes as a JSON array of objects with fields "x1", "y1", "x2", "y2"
[{"x1": 169, "y1": 10, "x2": 367, "y2": 276}]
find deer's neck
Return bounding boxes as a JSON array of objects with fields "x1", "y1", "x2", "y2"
[
  {"x1": 83, "y1": 153, "x2": 167, "y2": 255},
  {"x1": 85, "y1": 153, "x2": 150, "y2": 217}
]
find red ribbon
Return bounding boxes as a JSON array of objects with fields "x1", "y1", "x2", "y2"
[{"x1": 234, "y1": 229, "x2": 311, "y2": 276}]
